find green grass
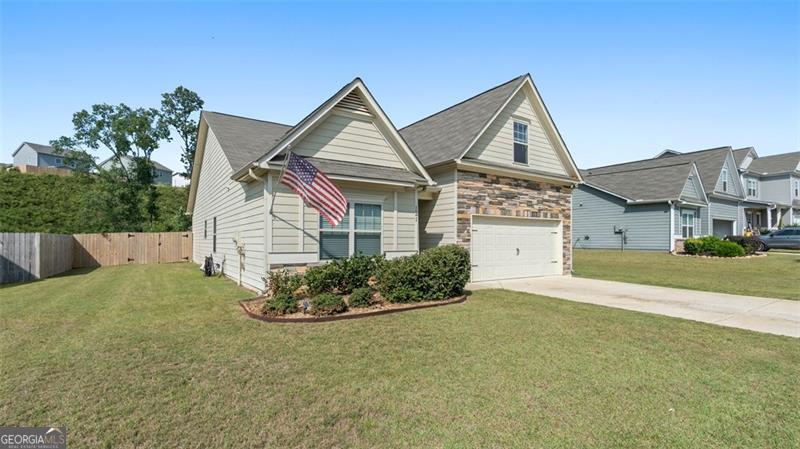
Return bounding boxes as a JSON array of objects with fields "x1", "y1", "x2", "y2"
[
  {"x1": 1, "y1": 264, "x2": 798, "y2": 448},
  {"x1": 574, "y1": 249, "x2": 800, "y2": 300}
]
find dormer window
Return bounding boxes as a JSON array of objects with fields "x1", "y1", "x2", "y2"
[
  {"x1": 721, "y1": 168, "x2": 728, "y2": 192},
  {"x1": 513, "y1": 121, "x2": 528, "y2": 164}
]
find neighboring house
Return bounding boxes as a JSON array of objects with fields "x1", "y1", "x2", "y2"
[
  {"x1": 187, "y1": 75, "x2": 582, "y2": 290},
  {"x1": 574, "y1": 146, "x2": 750, "y2": 252},
  {"x1": 99, "y1": 155, "x2": 173, "y2": 185},
  {"x1": 734, "y1": 148, "x2": 800, "y2": 228},
  {"x1": 12, "y1": 142, "x2": 78, "y2": 169},
  {"x1": 400, "y1": 74, "x2": 582, "y2": 282}
]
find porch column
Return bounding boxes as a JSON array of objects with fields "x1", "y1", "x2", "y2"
[
  {"x1": 767, "y1": 208, "x2": 772, "y2": 229},
  {"x1": 776, "y1": 208, "x2": 783, "y2": 227}
]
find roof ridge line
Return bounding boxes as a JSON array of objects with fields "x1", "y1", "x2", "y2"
[
  {"x1": 399, "y1": 75, "x2": 525, "y2": 131},
  {"x1": 584, "y1": 161, "x2": 693, "y2": 176},
  {"x1": 203, "y1": 110, "x2": 293, "y2": 128},
  {"x1": 585, "y1": 146, "x2": 731, "y2": 171}
]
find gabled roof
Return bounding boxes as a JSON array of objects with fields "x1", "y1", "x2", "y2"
[
  {"x1": 269, "y1": 155, "x2": 427, "y2": 185},
  {"x1": 584, "y1": 146, "x2": 734, "y2": 196},
  {"x1": 732, "y1": 147, "x2": 757, "y2": 168},
  {"x1": 12, "y1": 142, "x2": 74, "y2": 157},
  {"x1": 745, "y1": 151, "x2": 800, "y2": 176},
  {"x1": 201, "y1": 111, "x2": 292, "y2": 171},
  {"x1": 99, "y1": 155, "x2": 173, "y2": 172},
  {"x1": 399, "y1": 75, "x2": 526, "y2": 167},
  {"x1": 581, "y1": 162, "x2": 698, "y2": 202}
]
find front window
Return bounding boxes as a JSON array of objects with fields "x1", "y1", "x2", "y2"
[
  {"x1": 320, "y1": 203, "x2": 382, "y2": 259},
  {"x1": 513, "y1": 121, "x2": 528, "y2": 164},
  {"x1": 747, "y1": 179, "x2": 758, "y2": 197},
  {"x1": 681, "y1": 210, "x2": 695, "y2": 238},
  {"x1": 319, "y1": 212, "x2": 350, "y2": 260}
]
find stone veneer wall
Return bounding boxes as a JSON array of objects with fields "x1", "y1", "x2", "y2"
[{"x1": 456, "y1": 170, "x2": 574, "y2": 274}]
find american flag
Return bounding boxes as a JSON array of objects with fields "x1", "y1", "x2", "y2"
[{"x1": 280, "y1": 152, "x2": 348, "y2": 227}]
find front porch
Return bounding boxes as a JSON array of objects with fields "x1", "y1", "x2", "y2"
[{"x1": 743, "y1": 202, "x2": 795, "y2": 232}]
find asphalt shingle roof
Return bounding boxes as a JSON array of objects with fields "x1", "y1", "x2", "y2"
[
  {"x1": 732, "y1": 147, "x2": 753, "y2": 167},
  {"x1": 270, "y1": 155, "x2": 427, "y2": 184},
  {"x1": 399, "y1": 75, "x2": 526, "y2": 167},
  {"x1": 202, "y1": 111, "x2": 292, "y2": 170},
  {"x1": 581, "y1": 162, "x2": 695, "y2": 201},
  {"x1": 17, "y1": 142, "x2": 75, "y2": 157},
  {"x1": 746, "y1": 151, "x2": 800, "y2": 175},
  {"x1": 583, "y1": 146, "x2": 732, "y2": 199}
]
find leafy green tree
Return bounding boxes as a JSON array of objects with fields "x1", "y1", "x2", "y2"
[
  {"x1": 51, "y1": 103, "x2": 170, "y2": 230},
  {"x1": 160, "y1": 86, "x2": 204, "y2": 178}
]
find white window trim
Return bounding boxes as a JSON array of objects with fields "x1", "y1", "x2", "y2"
[
  {"x1": 512, "y1": 120, "x2": 528, "y2": 165},
  {"x1": 319, "y1": 201, "x2": 383, "y2": 259},
  {"x1": 747, "y1": 179, "x2": 758, "y2": 197},
  {"x1": 721, "y1": 168, "x2": 729, "y2": 192},
  {"x1": 681, "y1": 209, "x2": 696, "y2": 238}
]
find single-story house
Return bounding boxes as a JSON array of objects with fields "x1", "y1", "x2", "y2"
[
  {"x1": 99, "y1": 155, "x2": 174, "y2": 185},
  {"x1": 187, "y1": 75, "x2": 582, "y2": 291},
  {"x1": 574, "y1": 146, "x2": 751, "y2": 252}
]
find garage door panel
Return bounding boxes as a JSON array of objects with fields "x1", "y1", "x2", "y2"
[{"x1": 471, "y1": 216, "x2": 562, "y2": 282}]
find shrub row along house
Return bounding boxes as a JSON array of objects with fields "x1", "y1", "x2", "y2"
[
  {"x1": 574, "y1": 147, "x2": 800, "y2": 252},
  {"x1": 187, "y1": 75, "x2": 582, "y2": 290}
]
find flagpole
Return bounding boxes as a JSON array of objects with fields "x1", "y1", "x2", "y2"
[{"x1": 270, "y1": 148, "x2": 292, "y2": 213}]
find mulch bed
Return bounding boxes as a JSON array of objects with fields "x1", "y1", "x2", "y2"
[
  {"x1": 671, "y1": 252, "x2": 766, "y2": 259},
  {"x1": 240, "y1": 294, "x2": 468, "y2": 323}
]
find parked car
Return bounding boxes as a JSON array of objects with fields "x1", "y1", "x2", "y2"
[{"x1": 758, "y1": 227, "x2": 800, "y2": 250}]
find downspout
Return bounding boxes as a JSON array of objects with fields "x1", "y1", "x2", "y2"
[{"x1": 668, "y1": 201, "x2": 675, "y2": 253}]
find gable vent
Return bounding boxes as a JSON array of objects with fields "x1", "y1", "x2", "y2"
[{"x1": 337, "y1": 91, "x2": 370, "y2": 114}]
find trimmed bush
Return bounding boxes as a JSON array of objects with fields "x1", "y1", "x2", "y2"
[
  {"x1": 725, "y1": 236, "x2": 761, "y2": 255},
  {"x1": 714, "y1": 240, "x2": 746, "y2": 257},
  {"x1": 308, "y1": 293, "x2": 347, "y2": 316},
  {"x1": 684, "y1": 235, "x2": 746, "y2": 257},
  {"x1": 684, "y1": 236, "x2": 722, "y2": 255},
  {"x1": 348, "y1": 287, "x2": 373, "y2": 308},
  {"x1": 265, "y1": 269, "x2": 304, "y2": 298},
  {"x1": 379, "y1": 244, "x2": 470, "y2": 303},
  {"x1": 304, "y1": 254, "x2": 385, "y2": 295},
  {"x1": 262, "y1": 293, "x2": 299, "y2": 317}
]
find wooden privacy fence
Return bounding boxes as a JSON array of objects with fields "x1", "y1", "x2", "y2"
[
  {"x1": 0, "y1": 233, "x2": 73, "y2": 284},
  {"x1": 0, "y1": 232, "x2": 192, "y2": 284},
  {"x1": 73, "y1": 232, "x2": 193, "y2": 268}
]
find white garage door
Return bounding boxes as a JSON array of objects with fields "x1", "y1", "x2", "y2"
[{"x1": 471, "y1": 216, "x2": 563, "y2": 282}]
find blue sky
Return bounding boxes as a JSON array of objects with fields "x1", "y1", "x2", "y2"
[{"x1": 1, "y1": 1, "x2": 798, "y2": 173}]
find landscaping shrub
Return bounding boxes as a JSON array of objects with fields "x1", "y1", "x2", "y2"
[
  {"x1": 304, "y1": 255, "x2": 384, "y2": 295},
  {"x1": 379, "y1": 244, "x2": 470, "y2": 303},
  {"x1": 348, "y1": 287, "x2": 373, "y2": 308},
  {"x1": 684, "y1": 236, "x2": 722, "y2": 255},
  {"x1": 262, "y1": 293, "x2": 299, "y2": 317},
  {"x1": 725, "y1": 236, "x2": 761, "y2": 255},
  {"x1": 714, "y1": 241, "x2": 746, "y2": 257},
  {"x1": 308, "y1": 293, "x2": 347, "y2": 316},
  {"x1": 684, "y1": 235, "x2": 746, "y2": 257},
  {"x1": 266, "y1": 269, "x2": 304, "y2": 297}
]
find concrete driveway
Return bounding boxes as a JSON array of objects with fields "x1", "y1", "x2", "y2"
[{"x1": 468, "y1": 276, "x2": 800, "y2": 338}]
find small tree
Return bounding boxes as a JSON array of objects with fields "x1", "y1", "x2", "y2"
[{"x1": 160, "y1": 86, "x2": 204, "y2": 178}]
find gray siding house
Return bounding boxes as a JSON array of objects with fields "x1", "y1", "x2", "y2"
[
  {"x1": 574, "y1": 146, "x2": 748, "y2": 252},
  {"x1": 99, "y1": 155, "x2": 173, "y2": 185},
  {"x1": 735, "y1": 148, "x2": 800, "y2": 228},
  {"x1": 12, "y1": 142, "x2": 78, "y2": 169}
]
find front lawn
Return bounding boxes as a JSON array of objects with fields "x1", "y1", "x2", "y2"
[
  {"x1": 574, "y1": 249, "x2": 800, "y2": 300},
  {"x1": 1, "y1": 264, "x2": 798, "y2": 448}
]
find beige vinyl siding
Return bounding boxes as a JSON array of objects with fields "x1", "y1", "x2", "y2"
[
  {"x1": 292, "y1": 112, "x2": 405, "y2": 169},
  {"x1": 419, "y1": 169, "x2": 456, "y2": 249},
  {"x1": 466, "y1": 90, "x2": 568, "y2": 176},
  {"x1": 269, "y1": 181, "x2": 417, "y2": 257},
  {"x1": 192, "y1": 128, "x2": 265, "y2": 291}
]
